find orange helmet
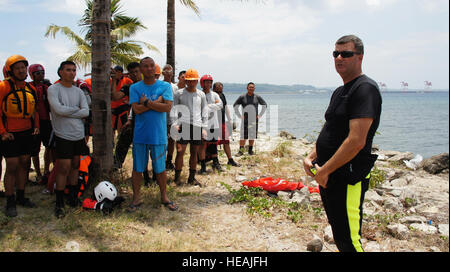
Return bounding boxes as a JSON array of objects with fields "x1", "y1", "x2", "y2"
[
  {"x1": 5, "y1": 55, "x2": 29, "y2": 74},
  {"x1": 155, "y1": 64, "x2": 161, "y2": 75},
  {"x1": 185, "y1": 68, "x2": 199, "y2": 80},
  {"x1": 200, "y1": 74, "x2": 213, "y2": 89}
]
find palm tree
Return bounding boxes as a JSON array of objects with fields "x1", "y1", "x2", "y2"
[
  {"x1": 167, "y1": 0, "x2": 199, "y2": 82},
  {"x1": 90, "y1": 0, "x2": 113, "y2": 180},
  {"x1": 45, "y1": 0, "x2": 159, "y2": 69}
]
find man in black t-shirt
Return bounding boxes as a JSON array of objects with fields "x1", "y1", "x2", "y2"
[{"x1": 303, "y1": 35, "x2": 382, "y2": 252}]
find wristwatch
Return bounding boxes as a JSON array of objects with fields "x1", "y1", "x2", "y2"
[{"x1": 144, "y1": 99, "x2": 149, "y2": 107}]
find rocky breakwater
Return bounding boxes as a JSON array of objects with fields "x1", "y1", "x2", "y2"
[
  {"x1": 271, "y1": 131, "x2": 449, "y2": 251},
  {"x1": 357, "y1": 149, "x2": 448, "y2": 251}
]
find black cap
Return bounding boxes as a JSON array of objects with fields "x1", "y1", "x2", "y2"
[{"x1": 113, "y1": 65, "x2": 124, "y2": 72}]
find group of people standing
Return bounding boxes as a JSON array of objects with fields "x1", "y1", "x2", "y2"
[
  {"x1": 111, "y1": 57, "x2": 267, "y2": 212},
  {"x1": 0, "y1": 54, "x2": 268, "y2": 217},
  {"x1": 0, "y1": 57, "x2": 91, "y2": 218},
  {"x1": 1, "y1": 34, "x2": 383, "y2": 252}
]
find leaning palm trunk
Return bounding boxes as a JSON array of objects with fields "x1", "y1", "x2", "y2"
[{"x1": 91, "y1": 0, "x2": 113, "y2": 180}]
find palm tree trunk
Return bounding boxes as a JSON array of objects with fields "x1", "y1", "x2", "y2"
[
  {"x1": 91, "y1": 0, "x2": 113, "y2": 180},
  {"x1": 167, "y1": 0, "x2": 176, "y2": 82}
]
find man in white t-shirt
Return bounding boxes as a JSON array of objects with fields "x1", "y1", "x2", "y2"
[{"x1": 198, "y1": 74, "x2": 223, "y2": 173}]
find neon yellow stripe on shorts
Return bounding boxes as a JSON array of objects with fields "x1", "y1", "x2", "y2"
[{"x1": 346, "y1": 182, "x2": 364, "y2": 252}]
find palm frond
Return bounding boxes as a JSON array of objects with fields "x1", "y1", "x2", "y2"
[
  {"x1": 110, "y1": 52, "x2": 140, "y2": 68},
  {"x1": 111, "y1": 16, "x2": 147, "y2": 40},
  {"x1": 112, "y1": 40, "x2": 144, "y2": 55},
  {"x1": 45, "y1": 24, "x2": 90, "y2": 47},
  {"x1": 67, "y1": 45, "x2": 92, "y2": 69},
  {"x1": 179, "y1": 0, "x2": 200, "y2": 15}
]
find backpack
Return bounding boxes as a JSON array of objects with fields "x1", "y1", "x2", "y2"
[
  {"x1": 48, "y1": 155, "x2": 92, "y2": 197},
  {"x1": 2, "y1": 79, "x2": 36, "y2": 119}
]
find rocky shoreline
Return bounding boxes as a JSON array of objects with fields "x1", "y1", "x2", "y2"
[{"x1": 236, "y1": 130, "x2": 448, "y2": 251}]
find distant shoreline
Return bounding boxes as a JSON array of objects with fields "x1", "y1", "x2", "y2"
[{"x1": 221, "y1": 83, "x2": 450, "y2": 93}]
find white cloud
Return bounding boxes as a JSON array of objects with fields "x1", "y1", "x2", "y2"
[
  {"x1": 2, "y1": 0, "x2": 447, "y2": 89},
  {"x1": 39, "y1": 0, "x2": 85, "y2": 15}
]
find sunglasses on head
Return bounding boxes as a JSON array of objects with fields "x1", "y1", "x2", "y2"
[{"x1": 333, "y1": 51, "x2": 361, "y2": 58}]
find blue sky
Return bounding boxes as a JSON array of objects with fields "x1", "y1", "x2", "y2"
[{"x1": 0, "y1": 0, "x2": 448, "y2": 90}]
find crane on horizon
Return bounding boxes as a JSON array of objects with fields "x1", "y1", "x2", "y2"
[{"x1": 401, "y1": 81, "x2": 409, "y2": 92}]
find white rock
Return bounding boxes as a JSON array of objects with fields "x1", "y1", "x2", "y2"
[
  {"x1": 277, "y1": 191, "x2": 291, "y2": 201},
  {"x1": 235, "y1": 175, "x2": 247, "y2": 182},
  {"x1": 383, "y1": 197, "x2": 403, "y2": 212},
  {"x1": 323, "y1": 225, "x2": 334, "y2": 244},
  {"x1": 410, "y1": 223, "x2": 438, "y2": 234},
  {"x1": 399, "y1": 215, "x2": 427, "y2": 224},
  {"x1": 65, "y1": 241, "x2": 80, "y2": 252},
  {"x1": 291, "y1": 191, "x2": 310, "y2": 206},
  {"x1": 438, "y1": 224, "x2": 449, "y2": 237},
  {"x1": 390, "y1": 178, "x2": 408, "y2": 187},
  {"x1": 365, "y1": 190, "x2": 384, "y2": 205},
  {"x1": 399, "y1": 188, "x2": 418, "y2": 205},
  {"x1": 364, "y1": 241, "x2": 382, "y2": 252},
  {"x1": 387, "y1": 152, "x2": 414, "y2": 162},
  {"x1": 387, "y1": 223, "x2": 409, "y2": 240}
]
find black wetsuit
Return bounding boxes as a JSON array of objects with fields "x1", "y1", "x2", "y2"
[{"x1": 233, "y1": 93, "x2": 267, "y2": 140}]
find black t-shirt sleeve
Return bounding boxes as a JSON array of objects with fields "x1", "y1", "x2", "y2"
[{"x1": 348, "y1": 83, "x2": 381, "y2": 120}]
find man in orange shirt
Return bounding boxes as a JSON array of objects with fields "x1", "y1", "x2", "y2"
[
  {"x1": 0, "y1": 55, "x2": 39, "y2": 217},
  {"x1": 111, "y1": 65, "x2": 133, "y2": 135}
]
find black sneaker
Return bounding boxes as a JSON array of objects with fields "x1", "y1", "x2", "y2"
[
  {"x1": 199, "y1": 164, "x2": 207, "y2": 174},
  {"x1": 55, "y1": 206, "x2": 65, "y2": 219},
  {"x1": 248, "y1": 149, "x2": 254, "y2": 155},
  {"x1": 188, "y1": 177, "x2": 202, "y2": 187},
  {"x1": 227, "y1": 159, "x2": 240, "y2": 167},
  {"x1": 166, "y1": 161, "x2": 175, "y2": 171},
  {"x1": 67, "y1": 197, "x2": 81, "y2": 208},
  {"x1": 236, "y1": 150, "x2": 244, "y2": 157},
  {"x1": 17, "y1": 198, "x2": 37, "y2": 208},
  {"x1": 212, "y1": 162, "x2": 222, "y2": 172},
  {"x1": 5, "y1": 204, "x2": 17, "y2": 217}
]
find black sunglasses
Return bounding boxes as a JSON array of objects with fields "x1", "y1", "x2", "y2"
[
  {"x1": 333, "y1": 51, "x2": 361, "y2": 58},
  {"x1": 33, "y1": 71, "x2": 45, "y2": 75}
]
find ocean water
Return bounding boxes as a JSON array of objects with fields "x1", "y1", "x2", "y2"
[{"x1": 225, "y1": 91, "x2": 449, "y2": 159}]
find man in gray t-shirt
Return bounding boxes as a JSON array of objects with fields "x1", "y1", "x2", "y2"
[
  {"x1": 47, "y1": 61, "x2": 89, "y2": 218},
  {"x1": 171, "y1": 68, "x2": 207, "y2": 187}
]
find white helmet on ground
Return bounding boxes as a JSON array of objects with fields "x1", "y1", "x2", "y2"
[{"x1": 94, "y1": 181, "x2": 117, "y2": 202}]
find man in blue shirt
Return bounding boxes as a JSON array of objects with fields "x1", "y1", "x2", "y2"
[{"x1": 129, "y1": 57, "x2": 178, "y2": 211}]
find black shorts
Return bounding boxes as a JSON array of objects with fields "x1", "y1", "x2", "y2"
[
  {"x1": 177, "y1": 124, "x2": 203, "y2": 146},
  {"x1": 40, "y1": 119, "x2": 53, "y2": 147},
  {"x1": 55, "y1": 136, "x2": 89, "y2": 159},
  {"x1": 1, "y1": 129, "x2": 33, "y2": 158},
  {"x1": 30, "y1": 134, "x2": 41, "y2": 157}
]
